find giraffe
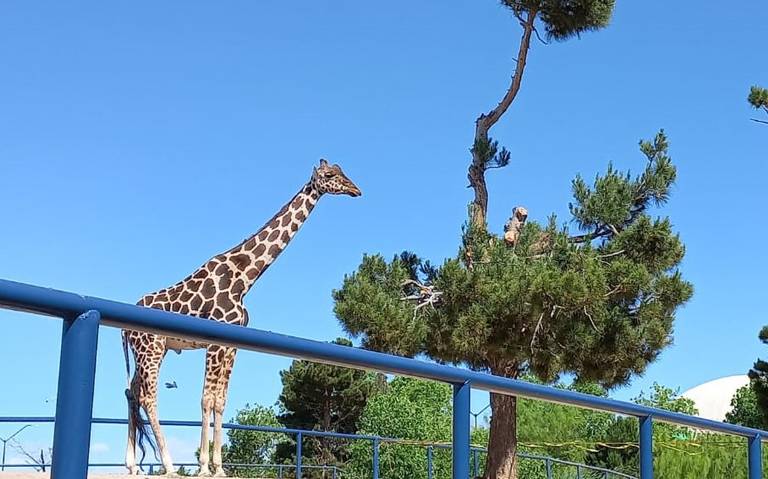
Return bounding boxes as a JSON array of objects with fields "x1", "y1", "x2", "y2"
[{"x1": 122, "y1": 159, "x2": 361, "y2": 476}]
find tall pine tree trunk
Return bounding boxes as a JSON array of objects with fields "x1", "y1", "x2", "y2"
[
  {"x1": 467, "y1": 9, "x2": 536, "y2": 229},
  {"x1": 485, "y1": 393, "x2": 518, "y2": 479},
  {"x1": 467, "y1": 11, "x2": 535, "y2": 477}
]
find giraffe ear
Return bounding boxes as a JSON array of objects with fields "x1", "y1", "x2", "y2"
[{"x1": 319, "y1": 159, "x2": 328, "y2": 167}]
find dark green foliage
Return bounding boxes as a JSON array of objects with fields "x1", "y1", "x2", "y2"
[
  {"x1": 275, "y1": 338, "x2": 384, "y2": 465},
  {"x1": 748, "y1": 85, "x2": 768, "y2": 125},
  {"x1": 472, "y1": 137, "x2": 511, "y2": 171},
  {"x1": 500, "y1": 0, "x2": 615, "y2": 41},
  {"x1": 334, "y1": 256, "x2": 428, "y2": 357},
  {"x1": 748, "y1": 326, "x2": 768, "y2": 422},
  {"x1": 748, "y1": 85, "x2": 768, "y2": 110},
  {"x1": 725, "y1": 383, "x2": 766, "y2": 429}
]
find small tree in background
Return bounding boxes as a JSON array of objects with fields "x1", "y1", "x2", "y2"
[
  {"x1": 748, "y1": 85, "x2": 768, "y2": 125},
  {"x1": 346, "y1": 377, "x2": 454, "y2": 479},
  {"x1": 587, "y1": 383, "x2": 697, "y2": 475},
  {"x1": 748, "y1": 326, "x2": 768, "y2": 423},
  {"x1": 725, "y1": 383, "x2": 766, "y2": 429},
  {"x1": 275, "y1": 338, "x2": 384, "y2": 466},
  {"x1": 334, "y1": 131, "x2": 692, "y2": 478},
  {"x1": 215, "y1": 404, "x2": 282, "y2": 477}
]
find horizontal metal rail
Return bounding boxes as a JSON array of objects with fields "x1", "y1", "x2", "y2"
[
  {"x1": 0, "y1": 278, "x2": 765, "y2": 479},
  {"x1": 0, "y1": 279, "x2": 763, "y2": 437}
]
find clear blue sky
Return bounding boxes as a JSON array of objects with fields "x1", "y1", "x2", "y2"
[{"x1": 0, "y1": 0, "x2": 765, "y2": 467}]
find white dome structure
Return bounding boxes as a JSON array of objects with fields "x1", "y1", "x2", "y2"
[{"x1": 681, "y1": 375, "x2": 750, "y2": 422}]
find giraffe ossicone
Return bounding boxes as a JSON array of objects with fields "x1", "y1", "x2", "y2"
[{"x1": 122, "y1": 159, "x2": 361, "y2": 476}]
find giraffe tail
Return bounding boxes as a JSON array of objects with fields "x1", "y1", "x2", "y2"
[{"x1": 122, "y1": 332, "x2": 159, "y2": 468}]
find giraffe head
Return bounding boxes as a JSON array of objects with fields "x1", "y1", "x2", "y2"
[{"x1": 312, "y1": 159, "x2": 362, "y2": 197}]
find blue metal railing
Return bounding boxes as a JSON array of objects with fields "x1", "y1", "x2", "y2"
[
  {"x1": 0, "y1": 278, "x2": 765, "y2": 478},
  {"x1": 0, "y1": 416, "x2": 636, "y2": 478}
]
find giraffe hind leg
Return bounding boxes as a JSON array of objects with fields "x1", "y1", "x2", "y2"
[
  {"x1": 133, "y1": 344, "x2": 176, "y2": 475},
  {"x1": 212, "y1": 347, "x2": 237, "y2": 477}
]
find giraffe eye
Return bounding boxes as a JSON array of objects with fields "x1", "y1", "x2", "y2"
[{"x1": 324, "y1": 171, "x2": 335, "y2": 178}]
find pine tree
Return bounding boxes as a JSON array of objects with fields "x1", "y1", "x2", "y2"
[
  {"x1": 334, "y1": 131, "x2": 692, "y2": 478},
  {"x1": 275, "y1": 338, "x2": 384, "y2": 466}
]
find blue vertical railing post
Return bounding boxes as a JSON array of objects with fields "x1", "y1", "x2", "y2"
[
  {"x1": 748, "y1": 434, "x2": 762, "y2": 479},
  {"x1": 372, "y1": 438, "x2": 380, "y2": 479},
  {"x1": 50, "y1": 309, "x2": 100, "y2": 479},
  {"x1": 545, "y1": 458, "x2": 552, "y2": 479},
  {"x1": 296, "y1": 432, "x2": 302, "y2": 479},
  {"x1": 576, "y1": 464, "x2": 582, "y2": 479},
  {"x1": 278, "y1": 464, "x2": 283, "y2": 479},
  {"x1": 427, "y1": 445, "x2": 434, "y2": 479},
  {"x1": 453, "y1": 381, "x2": 471, "y2": 479},
  {"x1": 472, "y1": 448, "x2": 479, "y2": 477},
  {"x1": 639, "y1": 415, "x2": 653, "y2": 479}
]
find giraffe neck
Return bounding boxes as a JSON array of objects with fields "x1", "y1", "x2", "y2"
[{"x1": 217, "y1": 181, "x2": 321, "y2": 298}]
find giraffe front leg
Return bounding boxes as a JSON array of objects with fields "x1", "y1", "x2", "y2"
[{"x1": 211, "y1": 347, "x2": 237, "y2": 477}]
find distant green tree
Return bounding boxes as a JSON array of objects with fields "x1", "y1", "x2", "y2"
[
  {"x1": 749, "y1": 326, "x2": 768, "y2": 421},
  {"x1": 517, "y1": 378, "x2": 613, "y2": 464},
  {"x1": 275, "y1": 338, "x2": 384, "y2": 466},
  {"x1": 346, "y1": 377, "x2": 453, "y2": 479},
  {"x1": 215, "y1": 404, "x2": 283, "y2": 477},
  {"x1": 725, "y1": 383, "x2": 766, "y2": 429},
  {"x1": 587, "y1": 383, "x2": 697, "y2": 475},
  {"x1": 748, "y1": 85, "x2": 768, "y2": 125}
]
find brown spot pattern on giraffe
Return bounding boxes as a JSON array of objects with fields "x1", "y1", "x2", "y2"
[{"x1": 201, "y1": 279, "x2": 216, "y2": 299}]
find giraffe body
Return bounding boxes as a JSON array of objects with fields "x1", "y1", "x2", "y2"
[{"x1": 122, "y1": 160, "x2": 361, "y2": 476}]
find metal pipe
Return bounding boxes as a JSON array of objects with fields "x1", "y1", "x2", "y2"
[
  {"x1": 50, "y1": 310, "x2": 100, "y2": 479},
  {"x1": 427, "y1": 446, "x2": 433, "y2": 479},
  {"x1": 296, "y1": 432, "x2": 302, "y2": 479},
  {"x1": 453, "y1": 381, "x2": 470, "y2": 479},
  {"x1": 639, "y1": 415, "x2": 653, "y2": 479},
  {"x1": 749, "y1": 434, "x2": 762, "y2": 479},
  {"x1": 372, "y1": 439, "x2": 380, "y2": 479}
]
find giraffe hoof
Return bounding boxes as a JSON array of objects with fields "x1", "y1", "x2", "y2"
[
  {"x1": 212, "y1": 469, "x2": 227, "y2": 478},
  {"x1": 197, "y1": 469, "x2": 212, "y2": 477}
]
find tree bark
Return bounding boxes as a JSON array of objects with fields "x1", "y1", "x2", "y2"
[
  {"x1": 485, "y1": 393, "x2": 518, "y2": 479},
  {"x1": 468, "y1": 9, "x2": 537, "y2": 229}
]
